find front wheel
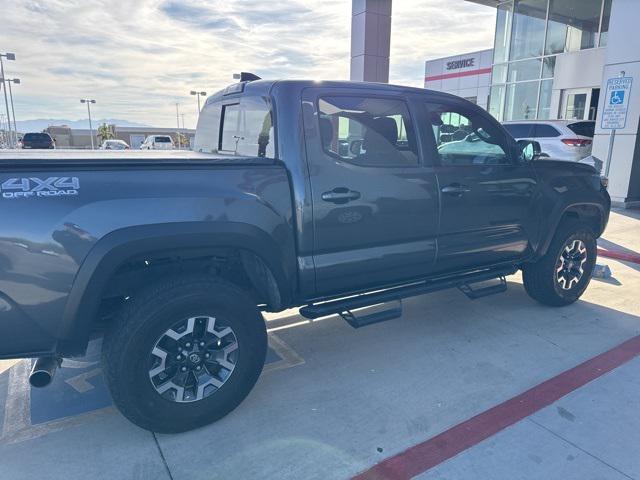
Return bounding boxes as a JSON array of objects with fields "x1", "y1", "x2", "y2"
[
  {"x1": 102, "y1": 275, "x2": 267, "y2": 433},
  {"x1": 523, "y1": 221, "x2": 597, "y2": 306}
]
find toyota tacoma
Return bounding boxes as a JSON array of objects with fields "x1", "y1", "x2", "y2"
[{"x1": 0, "y1": 76, "x2": 610, "y2": 432}]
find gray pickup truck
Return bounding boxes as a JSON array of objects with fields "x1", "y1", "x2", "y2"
[{"x1": 0, "y1": 77, "x2": 610, "y2": 432}]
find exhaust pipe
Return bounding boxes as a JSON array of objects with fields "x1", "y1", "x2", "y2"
[{"x1": 29, "y1": 356, "x2": 60, "y2": 388}]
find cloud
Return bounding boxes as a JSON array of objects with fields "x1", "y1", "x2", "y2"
[{"x1": 0, "y1": 0, "x2": 495, "y2": 128}]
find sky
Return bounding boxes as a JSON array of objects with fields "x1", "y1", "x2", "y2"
[{"x1": 0, "y1": 0, "x2": 495, "y2": 128}]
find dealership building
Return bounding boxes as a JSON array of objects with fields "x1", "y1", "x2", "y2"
[
  {"x1": 419, "y1": 0, "x2": 640, "y2": 206},
  {"x1": 424, "y1": 49, "x2": 494, "y2": 110}
]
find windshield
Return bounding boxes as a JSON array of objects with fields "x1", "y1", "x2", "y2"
[{"x1": 154, "y1": 136, "x2": 172, "y2": 143}]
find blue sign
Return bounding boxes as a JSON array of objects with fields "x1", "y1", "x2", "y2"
[
  {"x1": 602, "y1": 77, "x2": 633, "y2": 130},
  {"x1": 610, "y1": 90, "x2": 625, "y2": 105}
]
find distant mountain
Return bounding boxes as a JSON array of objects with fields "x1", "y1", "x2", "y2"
[{"x1": 15, "y1": 118, "x2": 150, "y2": 133}]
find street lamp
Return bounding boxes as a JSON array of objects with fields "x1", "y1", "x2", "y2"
[
  {"x1": 190, "y1": 90, "x2": 207, "y2": 114},
  {"x1": 0, "y1": 113, "x2": 7, "y2": 148},
  {"x1": 5, "y1": 78, "x2": 20, "y2": 147},
  {"x1": 80, "y1": 99, "x2": 96, "y2": 149},
  {"x1": 0, "y1": 52, "x2": 16, "y2": 148}
]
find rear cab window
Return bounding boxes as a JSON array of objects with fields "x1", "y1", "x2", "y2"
[{"x1": 194, "y1": 87, "x2": 274, "y2": 158}]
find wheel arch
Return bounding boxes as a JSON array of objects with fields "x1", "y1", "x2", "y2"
[
  {"x1": 58, "y1": 222, "x2": 292, "y2": 356},
  {"x1": 536, "y1": 202, "x2": 605, "y2": 259}
]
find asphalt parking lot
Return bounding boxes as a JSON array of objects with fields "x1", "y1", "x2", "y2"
[{"x1": 1, "y1": 208, "x2": 639, "y2": 480}]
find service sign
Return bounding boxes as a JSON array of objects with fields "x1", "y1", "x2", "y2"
[{"x1": 601, "y1": 76, "x2": 633, "y2": 130}]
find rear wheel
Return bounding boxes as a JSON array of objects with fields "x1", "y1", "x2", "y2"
[
  {"x1": 102, "y1": 275, "x2": 267, "y2": 433},
  {"x1": 523, "y1": 221, "x2": 596, "y2": 306}
]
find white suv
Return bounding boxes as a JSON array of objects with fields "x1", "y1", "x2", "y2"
[
  {"x1": 502, "y1": 120, "x2": 594, "y2": 162},
  {"x1": 140, "y1": 135, "x2": 174, "y2": 150}
]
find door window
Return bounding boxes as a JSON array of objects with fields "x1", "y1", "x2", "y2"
[
  {"x1": 318, "y1": 96, "x2": 418, "y2": 167},
  {"x1": 531, "y1": 124, "x2": 561, "y2": 137},
  {"x1": 565, "y1": 93, "x2": 587, "y2": 120},
  {"x1": 425, "y1": 103, "x2": 511, "y2": 166},
  {"x1": 503, "y1": 123, "x2": 534, "y2": 138}
]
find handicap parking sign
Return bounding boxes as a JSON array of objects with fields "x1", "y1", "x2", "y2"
[
  {"x1": 610, "y1": 90, "x2": 625, "y2": 105},
  {"x1": 602, "y1": 77, "x2": 633, "y2": 130}
]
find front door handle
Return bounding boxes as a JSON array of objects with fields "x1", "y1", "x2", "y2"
[
  {"x1": 441, "y1": 183, "x2": 471, "y2": 196},
  {"x1": 321, "y1": 187, "x2": 361, "y2": 204}
]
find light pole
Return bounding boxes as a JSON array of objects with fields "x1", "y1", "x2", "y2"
[
  {"x1": 175, "y1": 102, "x2": 180, "y2": 150},
  {"x1": 80, "y1": 99, "x2": 96, "y2": 149},
  {"x1": 6, "y1": 78, "x2": 20, "y2": 147},
  {"x1": 0, "y1": 52, "x2": 16, "y2": 148},
  {"x1": 0, "y1": 113, "x2": 7, "y2": 148},
  {"x1": 190, "y1": 90, "x2": 206, "y2": 115}
]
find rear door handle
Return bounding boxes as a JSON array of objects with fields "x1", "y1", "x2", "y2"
[
  {"x1": 321, "y1": 187, "x2": 361, "y2": 204},
  {"x1": 441, "y1": 183, "x2": 471, "y2": 196}
]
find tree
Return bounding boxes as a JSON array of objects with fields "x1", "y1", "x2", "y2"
[
  {"x1": 97, "y1": 123, "x2": 115, "y2": 143},
  {"x1": 175, "y1": 132, "x2": 190, "y2": 149}
]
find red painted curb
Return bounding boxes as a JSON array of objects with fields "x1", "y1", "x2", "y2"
[
  {"x1": 598, "y1": 248, "x2": 640, "y2": 265},
  {"x1": 353, "y1": 335, "x2": 640, "y2": 480}
]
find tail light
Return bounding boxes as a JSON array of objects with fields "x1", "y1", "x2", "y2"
[{"x1": 562, "y1": 138, "x2": 592, "y2": 147}]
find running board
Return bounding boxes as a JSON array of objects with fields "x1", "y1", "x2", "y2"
[
  {"x1": 340, "y1": 301, "x2": 403, "y2": 329},
  {"x1": 300, "y1": 265, "x2": 517, "y2": 322},
  {"x1": 458, "y1": 276, "x2": 508, "y2": 300}
]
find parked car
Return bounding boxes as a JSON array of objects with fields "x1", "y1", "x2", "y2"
[
  {"x1": 21, "y1": 132, "x2": 55, "y2": 149},
  {"x1": 100, "y1": 139, "x2": 130, "y2": 150},
  {"x1": 0, "y1": 78, "x2": 610, "y2": 433},
  {"x1": 502, "y1": 120, "x2": 594, "y2": 162},
  {"x1": 140, "y1": 135, "x2": 174, "y2": 150}
]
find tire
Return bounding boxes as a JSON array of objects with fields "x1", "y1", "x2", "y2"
[
  {"x1": 102, "y1": 275, "x2": 267, "y2": 433},
  {"x1": 522, "y1": 220, "x2": 597, "y2": 307}
]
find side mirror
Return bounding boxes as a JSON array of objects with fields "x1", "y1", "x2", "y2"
[{"x1": 517, "y1": 140, "x2": 541, "y2": 162}]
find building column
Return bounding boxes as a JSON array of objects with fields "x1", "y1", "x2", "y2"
[
  {"x1": 592, "y1": 0, "x2": 640, "y2": 206},
  {"x1": 350, "y1": 0, "x2": 392, "y2": 82}
]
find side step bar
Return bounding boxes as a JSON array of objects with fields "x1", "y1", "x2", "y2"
[{"x1": 300, "y1": 265, "x2": 517, "y2": 322}]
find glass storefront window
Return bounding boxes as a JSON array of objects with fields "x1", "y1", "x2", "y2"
[
  {"x1": 505, "y1": 81, "x2": 540, "y2": 120},
  {"x1": 494, "y1": 2, "x2": 513, "y2": 63},
  {"x1": 509, "y1": 0, "x2": 548, "y2": 61},
  {"x1": 542, "y1": 56, "x2": 556, "y2": 78},
  {"x1": 537, "y1": 79, "x2": 553, "y2": 119},
  {"x1": 600, "y1": 0, "x2": 612, "y2": 47},
  {"x1": 545, "y1": 0, "x2": 601, "y2": 54},
  {"x1": 507, "y1": 58, "x2": 542, "y2": 82},
  {"x1": 489, "y1": 85, "x2": 506, "y2": 121},
  {"x1": 492, "y1": 63, "x2": 508, "y2": 84}
]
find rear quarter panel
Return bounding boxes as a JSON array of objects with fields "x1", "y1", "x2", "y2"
[{"x1": 0, "y1": 163, "x2": 295, "y2": 358}]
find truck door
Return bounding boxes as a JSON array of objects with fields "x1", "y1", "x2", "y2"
[
  {"x1": 421, "y1": 98, "x2": 538, "y2": 272},
  {"x1": 302, "y1": 88, "x2": 439, "y2": 296}
]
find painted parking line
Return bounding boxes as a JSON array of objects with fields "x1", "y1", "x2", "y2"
[
  {"x1": 353, "y1": 334, "x2": 640, "y2": 480},
  {"x1": 0, "y1": 332, "x2": 303, "y2": 445},
  {"x1": 598, "y1": 248, "x2": 640, "y2": 265}
]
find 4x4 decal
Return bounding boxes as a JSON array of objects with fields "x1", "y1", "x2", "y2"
[{"x1": 1, "y1": 177, "x2": 80, "y2": 199}]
